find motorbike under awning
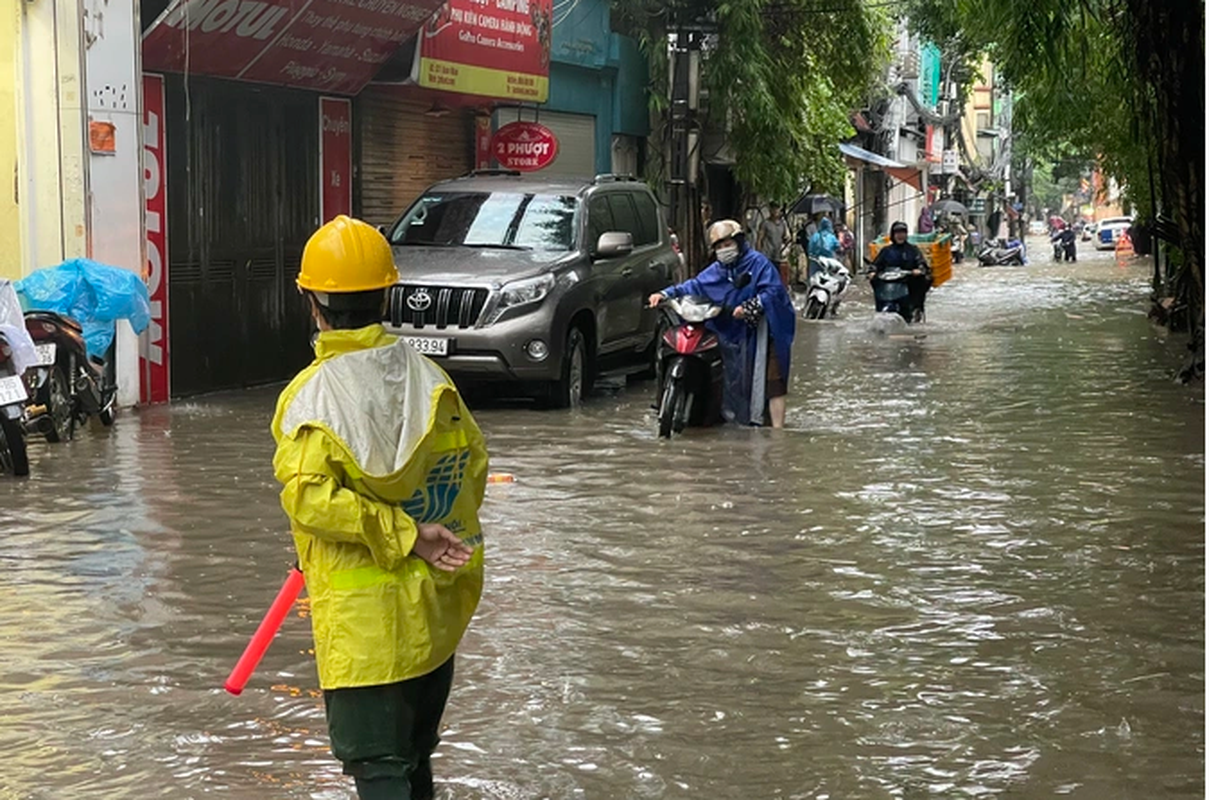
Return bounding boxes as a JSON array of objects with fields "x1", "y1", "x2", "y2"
[{"x1": 839, "y1": 143, "x2": 924, "y2": 191}]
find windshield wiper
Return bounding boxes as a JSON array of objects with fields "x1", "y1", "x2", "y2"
[
  {"x1": 391, "y1": 240, "x2": 455, "y2": 247},
  {"x1": 459, "y1": 243, "x2": 531, "y2": 251}
]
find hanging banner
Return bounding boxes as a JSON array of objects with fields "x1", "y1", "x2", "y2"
[
  {"x1": 926, "y1": 125, "x2": 943, "y2": 164},
  {"x1": 141, "y1": 74, "x2": 170, "y2": 405},
  {"x1": 475, "y1": 113, "x2": 493, "y2": 169},
  {"x1": 491, "y1": 121, "x2": 558, "y2": 171},
  {"x1": 411, "y1": 0, "x2": 552, "y2": 102},
  {"x1": 320, "y1": 98, "x2": 352, "y2": 223},
  {"x1": 141, "y1": 0, "x2": 446, "y2": 96}
]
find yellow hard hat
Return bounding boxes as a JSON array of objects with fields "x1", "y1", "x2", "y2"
[
  {"x1": 298, "y1": 215, "x2": 398, "y2": 294},
  {"x1": 708, "y1": 219, "x2": 743, "y2": 246}
]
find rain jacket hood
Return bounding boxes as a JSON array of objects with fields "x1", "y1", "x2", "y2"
[{"x1": 272, "y1": 324, "x2": 487, "y2": 690}]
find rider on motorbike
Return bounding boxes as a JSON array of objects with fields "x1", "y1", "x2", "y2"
[
  {"x1": 649, "y1": 220, "x2": 796, "y2": 428},
  {"x1": 865, "y1": 221, "x2": 933, "y2": 323}
]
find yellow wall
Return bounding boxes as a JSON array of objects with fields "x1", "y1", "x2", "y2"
[{"x1": 0, "y1": 0, "x2": 21, "y2": 279}]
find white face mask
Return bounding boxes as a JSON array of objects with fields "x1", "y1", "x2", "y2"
[{"x1": 715, "y1": 244, "x2": 739, "y2": 265}]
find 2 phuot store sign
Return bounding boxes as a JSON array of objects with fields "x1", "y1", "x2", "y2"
[
  {"x1": 491, "y1": 121, "x2": 558, "y2": 171},
  {"x1": 141, "y1": 74, "x2": 170, "y2": 404}
]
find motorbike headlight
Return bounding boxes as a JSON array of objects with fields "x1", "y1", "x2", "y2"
[{"x1": 491, "y1": 274, "x2": 555, "y2": 321}]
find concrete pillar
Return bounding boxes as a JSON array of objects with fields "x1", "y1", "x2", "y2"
[{"x1": 0, "y1": 0, "x2": 20, "y2": 280}]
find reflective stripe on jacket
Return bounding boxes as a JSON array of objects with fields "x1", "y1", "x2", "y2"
[{"x1": 272, "y1": 324, "x2": 487, "y2": 690}]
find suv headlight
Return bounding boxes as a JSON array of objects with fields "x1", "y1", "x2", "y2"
[{"x1": 491, "y1": 273, "x2": 555, "y2": 321}]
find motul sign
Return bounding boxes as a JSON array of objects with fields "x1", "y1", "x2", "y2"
[{"x1": 491, "y1": 122, "x2": 559, "y2": 172}]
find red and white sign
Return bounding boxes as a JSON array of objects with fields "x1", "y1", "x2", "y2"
[
  {"x1": 475, "y1": 113, "x2": 493, "y2": 170},
  {"x1": 319, "y1": 97, "x2": 352, "y2": 222},
  {"x1": 491, "y1": 121, "x2": 558, "y2": 172},
  {"x1": 142, "y1": 0, "x2": 446, "y2": 96},
  {"x1": 141, "y1": 74, "x2": 170, "y2": 405},
  {"x1": 412, "y1": 0, "x2": 552, "y2": 102}
]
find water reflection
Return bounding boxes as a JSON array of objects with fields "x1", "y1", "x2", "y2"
[{"x1": 0, "y1": 254, "x2": 1203, "y2": 798}]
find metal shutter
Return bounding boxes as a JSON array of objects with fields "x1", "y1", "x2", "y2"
[
  {"x1": 357, "y1": 90, "x2": 471, "y2": 227},
  {"x1": 494, "y1": 109, "x2": 596, "y2": 178}
]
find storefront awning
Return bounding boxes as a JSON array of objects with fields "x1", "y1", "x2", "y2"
[
  {"x1": 142, "y1": 0, "x2": 447, "y2": 96},
  {"x1": 839, "y1": 142, "x2": 924, "y2": 191}
]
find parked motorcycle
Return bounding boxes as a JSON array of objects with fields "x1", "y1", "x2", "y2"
[
  {"x1": 978, "y1": 238, "x2": 1026, "y2": 266},
  {"x1": 22, "y1": 311, "x2": 116, "y2": 443},
  {"x1": 0, "y1": 280, "x2": 36, "y2": 476},
  {"x1": 655, "y1": 295, "x2": 727, "y2": 439},
  {"x1": 0, "y1": 328, "x2": 30, "y2": 476},
  {"x1": 803, "y1": 256, "x2": 851, "y2": 320}
]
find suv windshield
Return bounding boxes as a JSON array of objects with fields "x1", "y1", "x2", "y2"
[{"x1": 389, "y1": 192, "x2": 576, "y2": 251}]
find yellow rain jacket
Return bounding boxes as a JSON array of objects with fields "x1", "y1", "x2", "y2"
[{"x1": 271, "y1": 325, "x2": 487, "y2": 690}]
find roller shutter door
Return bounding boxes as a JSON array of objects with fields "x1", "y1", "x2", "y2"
[
  {"x1": 494, "y1": 109, "x2": 595, "y2": 178},
  {"x1": 358, "y1": 90, "x2": 471, "y2": 227}
]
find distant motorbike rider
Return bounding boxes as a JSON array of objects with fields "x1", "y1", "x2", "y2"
[
  {"x1": 649, "y1": 220, "x2": 797, "y2": 428},
  {"x1": 866, "y1": 221, "x2": 933, "y2": 323}
]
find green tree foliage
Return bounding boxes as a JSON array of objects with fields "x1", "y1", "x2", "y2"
[{"x1": 611, "y1": 0, "x2": 891, "y2": 203}]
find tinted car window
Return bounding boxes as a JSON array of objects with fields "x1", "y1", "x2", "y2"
[
  {"x1": 389, "y1": 192, "x2": 576, "y2": 252},
  {"x1": 630, "y1": 192, "x2": 661, "y2": 245},
  {"x1": 586, "y1": 195, "x2": 615, "y2": 251},
  {"x1": 607, "y1": 193, "x2": 640, "y2": 246}
]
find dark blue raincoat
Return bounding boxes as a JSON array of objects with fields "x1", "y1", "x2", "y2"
[{"x1": 662, "y1": 247, "x2": 796, "y2": 426}]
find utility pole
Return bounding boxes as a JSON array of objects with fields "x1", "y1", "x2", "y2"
[{"x1": 664, "y1": 9, "x2": 714, "y2": 278}]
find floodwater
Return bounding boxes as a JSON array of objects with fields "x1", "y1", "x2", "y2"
[{"x1": 0, "y1": 245, "x2": 1204, "y2": 799}]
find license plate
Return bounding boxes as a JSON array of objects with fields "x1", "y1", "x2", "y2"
[
  {"x1": 33, "y1": 343, "x2": 56, "y2": 366},
  {"x1": 405, "y1": 337, "x2": 450, "y2": 357},
  {"x1": 0, "y1": 375, "x2": 27, "y2": 405}
]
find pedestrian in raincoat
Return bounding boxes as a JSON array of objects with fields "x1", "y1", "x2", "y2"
[
  {"x1": 271, "y1": 215, "x2": 488, "y2": 800},
  {"x1": 806, "y1": 217, "x2": 841, "y2": 264},
  {"x1": 648, "y1": 220, "x2": 796, "y2": 428}
]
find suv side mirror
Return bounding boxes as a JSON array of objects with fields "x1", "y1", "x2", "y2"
[{"x1": 594, "y1": 231, "x2": 634, "y2": 260}]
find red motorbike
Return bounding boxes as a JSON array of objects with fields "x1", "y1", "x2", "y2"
[{"x1": 655, "y1": 296, "x2": 728, "y2": 438}]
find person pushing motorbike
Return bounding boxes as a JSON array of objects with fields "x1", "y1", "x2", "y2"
[
  {"x1": 271, "y1": 216, "x2": 488, "y2": 800},
  {"x1": 649, "y1": 220, "x2": 796, "y2": 428},
  {"x1": 865, "y1": 221, "x2": 933, "y2": 323}
]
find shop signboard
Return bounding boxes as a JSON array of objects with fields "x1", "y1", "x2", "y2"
[
  {"x1": 142, "y1": 0, "x2": 445, "y2": 95},
  {"x1": 411, "y1": 0, "x2": 552, "y2": 102},
  {"x1": 141, "y1": 73, "x2": 170, "y2": 404},
  {"x1": 319, "y1": 97, "x2": 352, "y2": 222},
  {"x1": 491, "y1": 121, "x2": 558, "y2": 171}
]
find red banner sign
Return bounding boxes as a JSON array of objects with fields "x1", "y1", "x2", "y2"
[
  {"x1": 491, "y1": 121, "x2": 558, "y2": 171},
  {"x1": 475, "y1": 113, "x2": 493, "y2": 169},
  {"x1": 142, "y1": 0, "x2": 446, "y2": 96},
  {"x1": 320, "y1": 98, "x2": 352, "y2": 222},
  {"x1": 141, "y1": 74, "x2": 170, "y2": 405},
  {"x1": 412, "y1": 0, "x2": 552, "y2": 102}
]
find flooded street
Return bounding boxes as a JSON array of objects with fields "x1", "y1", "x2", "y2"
[{"x1": 0, "y1": 248, "x2": 1204, "y2": 798}]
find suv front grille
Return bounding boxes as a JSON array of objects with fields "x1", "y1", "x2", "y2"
[{"x1": 388, "y1": 285, "x2": 489, "y2": 330}]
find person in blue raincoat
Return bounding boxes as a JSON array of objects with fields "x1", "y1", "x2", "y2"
[
  {"x1": 649, "y1": 220, "x2": 797, "y2": 428},
  {"x1": 806, "y1": 217, "x2": 841, "y2": 263}
]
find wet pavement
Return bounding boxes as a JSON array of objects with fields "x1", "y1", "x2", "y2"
[{"x1": 0, "y1": 244, "x2": 1204, "y2": 798}]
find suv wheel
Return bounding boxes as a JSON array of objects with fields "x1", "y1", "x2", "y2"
[{"x1": 546, "y1": 327, "x2": 588, "y2": 409}]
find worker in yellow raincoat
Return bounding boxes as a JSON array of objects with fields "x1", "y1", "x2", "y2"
[{"x1": 272, "y1": 216, "x2": 487, "y2": 800}]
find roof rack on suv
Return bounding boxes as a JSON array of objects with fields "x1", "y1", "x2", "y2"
[
  {"x1": 465, "y1": 169, "x2": 523, "y2": 178},
  {"x1": 594, "y1": 173, "x2": 639, "y2": 183}
]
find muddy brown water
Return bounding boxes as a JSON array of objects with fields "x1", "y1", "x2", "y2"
[{"x1": 0, "y1": 248, "x2": 1203, "y2": 798}]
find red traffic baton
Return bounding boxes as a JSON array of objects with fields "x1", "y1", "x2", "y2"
[{"x1": 224, "y1": 566, "x2": 306, "y2": 696}]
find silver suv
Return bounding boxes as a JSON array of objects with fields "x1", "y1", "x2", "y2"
[{"x1": 381, "y1": 172, "x2": 680, "y2": 407}]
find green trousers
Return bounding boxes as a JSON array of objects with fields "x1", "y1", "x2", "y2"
[{"x1": 323, "y1": 656, "x2": 455, "y2": 800}]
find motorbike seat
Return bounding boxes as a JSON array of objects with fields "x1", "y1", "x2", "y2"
[{"x1": 25, "y1": 310, "x2": 83, "y2": 333}]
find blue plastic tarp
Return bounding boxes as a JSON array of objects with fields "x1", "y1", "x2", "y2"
[{"x1": 15, "y1": 259, "x2": 151, "y2": 360}]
